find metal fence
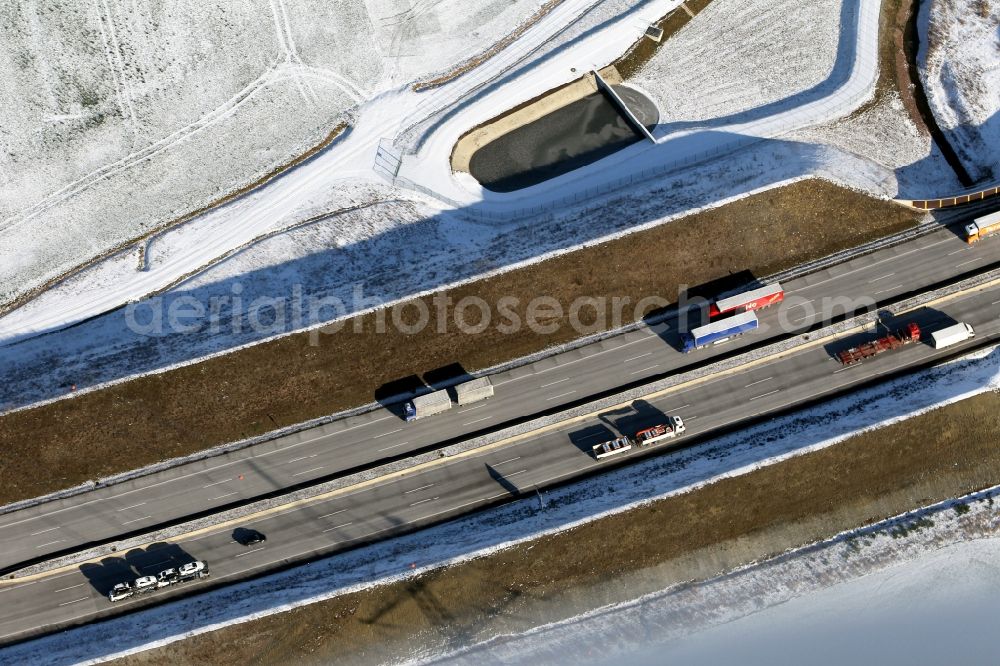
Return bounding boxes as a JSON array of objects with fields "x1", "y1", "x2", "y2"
[{"x1": 903, "y1": 184, "x2": 1000, "y2": 210}]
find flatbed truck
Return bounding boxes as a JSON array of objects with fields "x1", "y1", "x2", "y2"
[
  {"x1": 836, "y1": 322, "x2": 920, "y2": 365},
  {"x1": 592, "y1": 417, "x2": 687, "y2": 459}
]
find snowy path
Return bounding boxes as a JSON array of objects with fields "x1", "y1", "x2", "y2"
[{"x1": 0, "y1": 0, "x2": 880, "y2": 346}]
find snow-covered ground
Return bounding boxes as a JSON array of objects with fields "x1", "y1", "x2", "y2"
[
  {"x1": 791, "y1": 90, "x2": 961, "y2": 193},
  {"x1": 435, "y1": 492, "x2": 1000, "y2": 666},
  {"x1": 637, "y1": 538, "x2": 1000, "y2": 666},
  {"x1": 0, "y1": 0, "x2": 925, "y2": 412},
  {"x1": 919, "y1": 0, "x2": 1000, "y2": 183},
  {"x1": 0, "y1": 0, "x2": 657, "y2": 340},
  {"x1": 0, "y1": 0, "x2": 550, "y2": 308},
  {"x1": 631, "y1": 0, "x2": 843, "y2": 124},
  {"x1": 0, "y1": 143, "x2": 896, "y2": 413},
  {"x1": 2, "y1": 345, "x2": 996, "y2": 665},
  {"x1": 400, "y1": 0, "x2": 884, "y2": 208}
]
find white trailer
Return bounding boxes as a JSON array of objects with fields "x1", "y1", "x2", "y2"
[
  {"x1": 454, "y1": 377, "x2": 494, "y2": 406},
  {"x1": 592, "y1": 436, "x2": 633, "y2": 459},
  {"x1": 930, "y1": 322, "x2": 975, "y2": 349},
  {"x1": 404, "y1": 389, "x2": 452, "y2": 421}
]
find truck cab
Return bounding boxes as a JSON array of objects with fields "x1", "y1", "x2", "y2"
[{"x1": 965, "y1": 222, "x2": 981, "y2": 243}]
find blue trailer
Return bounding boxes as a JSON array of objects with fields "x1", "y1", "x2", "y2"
[{"x1": 681, "y1": 310, "x2": 758, "y2": 352}]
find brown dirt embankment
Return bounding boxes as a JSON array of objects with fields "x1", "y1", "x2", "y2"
[
  {"x1": 0, "y1": 180, "x2": 919, "y2": 506},
  {"x1": 615, "y1": 0, "x2": 714, "y2": 79},
  {"x1": 114, "y1": 383, "x2": 1000, "y2": 666},
  {"x1": 861, "y1": 0, "x2": 974, "y2": 185}
]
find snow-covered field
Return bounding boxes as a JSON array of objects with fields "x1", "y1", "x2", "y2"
[
  {"x1": 635, "y1": 537, "x2": 1000, "y2": 666},
  {"x1": 436, "y1": 488, "x2": 1000, "y2": 666},
  {"x1": 790, "y1": 88, "x2": 963, "y2": 194},
  {"x1": 0, "y1": 143, "x2": 895, "y2": 413},
  {"x1": 2, "y1": 345, "x2": 996, "y2": 665},
  {"x1": 0, "y1": 0, "x2": 550, "y2": 308},
  {"x1": 919, "y1": 0, "x2": 1000, "y2": 183},
  {"x1": 631, "y1": 0, "x2": 843, "y2": 124},
  {"x1": 0, "y1": 0, "x2": 924, "y2": 410},
  {"x1": 638, "y1": 0, "x2": 960, "y2": 192}
]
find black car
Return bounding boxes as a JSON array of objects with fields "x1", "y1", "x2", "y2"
[{"x1": 233, "y1": 527, "x2": 267, "y2": 546}]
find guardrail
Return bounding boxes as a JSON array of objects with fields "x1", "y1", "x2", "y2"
[
  {"x1": 12, "y1": 264, "x2": 1000, "y2": 582},
  {"x1": 898, "y1": 183, "x2": 1000, "y2": 210}
]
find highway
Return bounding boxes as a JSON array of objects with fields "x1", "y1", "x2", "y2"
[
  {"x1": 1, "y1": 265, "x2": 999, "y2": 643},
  {"x1": 1, "y1": 224, "x2": 999, "y2": 571}
]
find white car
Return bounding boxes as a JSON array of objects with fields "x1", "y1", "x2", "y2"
[
  {"x1": 178, "y1": 560, "x2": 209, "y2": 580},
  {"x1": 133, "y1": 575, "x2": 158, "y2": 592},
  {"x1": 108, "y1": 582, "x2": 134, "y2": 602}
]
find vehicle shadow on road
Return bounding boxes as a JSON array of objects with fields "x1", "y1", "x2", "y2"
[
  {"x1": 485, "y1": 462, "x2": 523, "y2": 496},
  {"x1": 567, "y1": 423, "x2": 616, "y2": 456},
  {"x1": 598, "y1": 399, "x2": 669, "y2": 436},
  {"x1": 375, "y1": 375, "x2": 427, "y2": 420},
  {"x1": 79, "y1": 542, "x2": 197, "y2": 597}
]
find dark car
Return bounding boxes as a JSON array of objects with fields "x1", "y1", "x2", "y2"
[{"x1": 233, "y1": 527, "x2": 267, "y2": 546}]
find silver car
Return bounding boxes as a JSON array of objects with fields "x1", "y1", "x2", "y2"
[
  {"x1": 133, "y1": 575, "x2": 158, "y2": 593},
  {"x1": 177, "y1": 560, "x2": 209, "y2": 580}
]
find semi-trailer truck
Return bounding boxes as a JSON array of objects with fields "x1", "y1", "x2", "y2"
[
  {"x1": 453, "y1": 377, "x2": 494, "y2": 405},
  {"x1": 836, "y1": 322, "x2": 920, "y2": 365},
  {"x1": 403, "y1": 389, "x2": 452, "y2": 421},
  {"x1": 930, "y1": 322, "x2": 975, "y2": 349},
  {"x1": 682, "y1": 310, "x2": 758, "y2": 352},
  {"x1": 709, "y1": 283, "x2": 784, "y2": 317},
  {"x1": 965, "y1": 209, "x2": 1000, "y2": 244}
]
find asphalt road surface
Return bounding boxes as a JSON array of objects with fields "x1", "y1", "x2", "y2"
[
  {"x1": 1, "y1": 224, "x2": 999, "y2": 572},
  {"x1": 1, "y1": 237, "x2": 1000, "y2": 643}
]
